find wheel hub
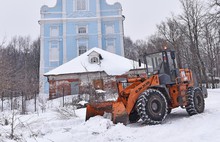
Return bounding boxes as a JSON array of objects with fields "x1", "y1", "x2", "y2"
[
  {"x1": 150, "y1": 100, "x2": 161, "y2": 113},
  {"x1": 152, "y1": 102, "x2": 158, "y2": 111}
]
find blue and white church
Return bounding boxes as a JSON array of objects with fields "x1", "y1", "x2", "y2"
[{"x1": 39, "y1": 0, "x2": 125, "y2": 93}]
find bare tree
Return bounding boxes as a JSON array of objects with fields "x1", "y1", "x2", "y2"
[
  {"x1": 157, "y1": 17, "x2": 187, "y2": 68},
  {"x1": 124, "y1": 36, "x2": 138, "y2": 60},
  {"x1": 178, "y1": 0, "x2": 208, "y2": 86}
]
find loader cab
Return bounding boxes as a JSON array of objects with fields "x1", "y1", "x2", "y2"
[{"x1": 144, "y1": 50, "x2": 178, "y2": 84}]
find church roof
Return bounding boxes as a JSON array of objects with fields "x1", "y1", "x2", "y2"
[{"x1": 44, "y1": 47, "x2": 144, "y2": 76}]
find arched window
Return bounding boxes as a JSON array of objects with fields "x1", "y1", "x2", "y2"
[
  {"x1": 91, "y1": 57, "x2": 99, "y2": 63},
  {"x1": 78, "y1": 27, "x2": 87, "y2": 34}
]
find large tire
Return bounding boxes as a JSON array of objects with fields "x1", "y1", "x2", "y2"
[
  {"x1": 167, "y1": 108, "x2": 172, "y2": 114},
  {"x1": 136, "y1": 89, "x2": 168, "y2": 125},
  {"x1": 186, "y1": 87, "x2": 205, "y2": 116},
  {"x1": 129, "y1": 109, "x2": 140, "y2": 123}
]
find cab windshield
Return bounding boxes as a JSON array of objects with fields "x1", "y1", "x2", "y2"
[{"x1": 146, "y1": 52, "x2": 163, "y2": 74}]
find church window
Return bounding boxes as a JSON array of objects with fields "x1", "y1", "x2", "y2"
[
  {"x1": 76, "y1": 0, "x2": 88, "y2": 11},
  {"x1": 78, "y1": 26, "x2": 87, "y2": 34},
  {"x1": 77, "y1": 39, "x2": 88, "y2": 56}
]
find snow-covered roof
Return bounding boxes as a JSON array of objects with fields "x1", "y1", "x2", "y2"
[{"x1": 44, "y1": 47, "x2": 144, "y2": 76}]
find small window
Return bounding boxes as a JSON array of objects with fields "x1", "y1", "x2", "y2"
[
  {"x1": 78, "y1": 26, "x2": 87, "y2": 34},
  {"x1": 91, "y1": 57, "x2": 99, "y2": 63},
  {"x1": 76, "y1": 0, "x2": 87, "y2": 11},
  {"x1": 50, "y1": 26, "x2": 59, "y2": 37},
  {"x1": 79, "y1": 45, "x2": 87, "y2": 55}
]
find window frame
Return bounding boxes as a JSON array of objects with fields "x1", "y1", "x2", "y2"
[
  {"x1": 90, "y1": 56, "x2": 99, "y2": 64},
  {"x1": 75, "y1": 0, "x2": 89, "y2": 11},
  {"x1": 78, "y1": 45, "x2": 87, "y2": 56},
  {"x1": 77, "y1": 25, "x2": 88, "y2": 34},
  {"x1": 77, "y1": 39, "x2": 88, "y2": 56}
]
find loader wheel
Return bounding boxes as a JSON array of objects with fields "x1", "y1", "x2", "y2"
[
  {"x1": 186, "y1": 87, "x2": 205, "y2": 116},
  {"x1": 167, "y1": 108, "x2": 172, "y2": 114},
  {"x1": 136, "y1": 89, "x2": 168, "y2": 125},
  {"x1": 129, "y1": 109, "x2": 140, "y2": 123}
]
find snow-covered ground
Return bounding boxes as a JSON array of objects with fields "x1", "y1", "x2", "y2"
[{"x1": 1, "y1": 89, "x2": 220, "y2": 142}]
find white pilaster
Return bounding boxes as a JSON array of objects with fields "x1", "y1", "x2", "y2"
[
  {"x1": 39, "y1": 15, "x2": 45, "y2": 93},
  {"x1": 119, "y1": 15, "x2": 125, "y2": 57},
  {"x1": 62, "y1": 0, "x2": 67, "y2": 63},
  {"x1": 96, "y1": 0, "x2": 102, "y2": 49}
]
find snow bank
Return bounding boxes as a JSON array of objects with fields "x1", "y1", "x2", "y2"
[{"x1": 1, "y1": 89, "x2": 220, "y2": 142}]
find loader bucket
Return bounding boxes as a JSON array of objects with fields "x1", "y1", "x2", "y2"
[
  {"x1": 86, "y1": 101, "x2": 128, "y2": 125},
  {"x1": 86, "y1": 101, "x2": 113, "y2": 121},
  {"x1": 112, "y1": 101, "x2": 129, "y2": 125}
]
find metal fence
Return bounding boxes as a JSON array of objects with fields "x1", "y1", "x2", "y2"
[{"x1": 0, "y1": 90, "x2": 38, "y2": 113}]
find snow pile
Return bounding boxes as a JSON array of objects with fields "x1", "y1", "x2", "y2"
[{"x1": 1, "y1": 89, "x2": 220, "y2": 142}]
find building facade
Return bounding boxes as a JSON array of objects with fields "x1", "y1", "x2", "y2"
[
  {"x1": 39, "y1": 0, "x2": 125, "y2": 93},
  {"x1": 44, "y1": 48, "x2": 145, "y2": 100}
]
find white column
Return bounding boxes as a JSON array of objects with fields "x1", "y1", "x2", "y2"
[
  {"x1": 62, "y1": 0, "x2": 67, "y2": 63},
  {"x1": 96, "y1": 0, "x2": 102, "y2": 49},
  {"x1": 39, "y1": 16, "x2": 45, "y2": 93},
  {"x1": 119, "y1": 15, "x2": 125, "y2": 57}
]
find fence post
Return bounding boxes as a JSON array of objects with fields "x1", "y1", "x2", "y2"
[
  {"x1": 1, "y1": 92, "x2": 3, "y2": 112},
  {"x1": 21, "y1": 92, "x2": 24, "y2": 114},
  {"x1": 63, "y1": 87, "x2": 65, "y2": 107},
  {"x1": 11, "y1": 92, "x2": 13, "y2": 110},
  {"x1": 34, "y1": 92, "x2": 37, "y2": 112}
]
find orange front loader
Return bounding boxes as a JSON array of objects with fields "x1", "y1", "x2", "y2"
[{"x1": 86, "y1": 50, "x2": 208, "y2": 125}]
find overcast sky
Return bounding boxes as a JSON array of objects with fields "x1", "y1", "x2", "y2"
[{"x1": 0, "y1": 0, "x2": 182, "y2": 42}]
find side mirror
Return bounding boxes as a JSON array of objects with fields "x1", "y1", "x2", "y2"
[
  {"x1": 171, "y1": 51, "x2": 175, "y2": 59},
  {"x1": 138, "y1": 59, "x2": 142, "y2": 67}
]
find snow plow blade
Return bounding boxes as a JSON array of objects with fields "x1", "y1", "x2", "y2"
[{"x1": 86, "y1": 101, "x2": 128, "y2": 125}]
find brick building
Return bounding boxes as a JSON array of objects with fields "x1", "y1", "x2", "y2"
[{"x1": 44, "y1": 48, "x2": 145, "y2": 99}]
